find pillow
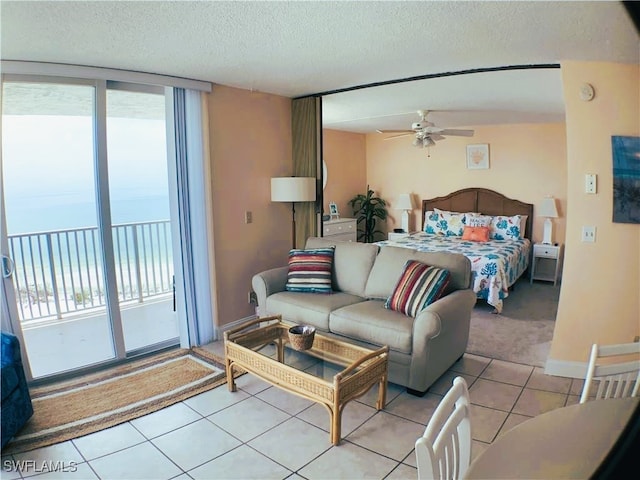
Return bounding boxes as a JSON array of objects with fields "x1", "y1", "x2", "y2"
[
  {"x1": 462, "y1": 226, "x2": 490, "y2": 242},
  {"x1": 433, "y1": 207, "x2": 460, "y2": 215},
  {"x1": 384, "y1": 260, "x2": 451, "y2": 317},
  {"x1": 434, "y1": 208, "x2": 480, "y2": 216},
  {"x1": 490, "y1": 215, "x2": 522, "y2": 240},
  {"x1": 285, "y1": 247, "x2": 335, "y2": 293},
  {"x1": 424, "y1": 210, "x2": 441, "y2": 234},
  {"x1": 467, "y1": 214, "x2": 493, "y2": 228},
  {"x1": 423, "y1": 210, "x2": 466, "y2": 236}
]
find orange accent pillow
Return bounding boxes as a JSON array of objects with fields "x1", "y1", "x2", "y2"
[{"x1": 462, "y1": 226, "x2": 490, "y2": 242}]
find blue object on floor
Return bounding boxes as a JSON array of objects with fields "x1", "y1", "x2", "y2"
[{"x1": 1, "y1": 331, "x2": 33, "y2": 449}]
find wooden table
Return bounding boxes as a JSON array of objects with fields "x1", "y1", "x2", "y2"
[
  {"x1": 465, "y1": 397, "x2": 639, "y2": 479},
  {"x1": 224, "y1": 315, "x2": 388, "y2": 445}
]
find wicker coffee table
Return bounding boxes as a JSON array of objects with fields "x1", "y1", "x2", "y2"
[{"x1": 224, "y1": 315, "x2": 389, "y2": 445}]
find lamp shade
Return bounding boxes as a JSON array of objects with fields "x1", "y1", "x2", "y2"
[
  {"x1": 538, "y1": 197, "x2": 559, "y2": 218},
  {"x1": 271, "y1": 177, "x2": 316, "y2": 202},
  {"x1": 395, "y1": 193, "x2": 413, "y2": 211}
]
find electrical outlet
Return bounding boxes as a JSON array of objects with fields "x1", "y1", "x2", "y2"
[
  {"x1": 581, "y1": 226, "x2": 596, "y2": 242},
  {"x1": 245, "y1": 211, "x2": 253, "y2": 224},
  {"x1": 248, "y1": 291, "x2": 257, "y2": 304}
]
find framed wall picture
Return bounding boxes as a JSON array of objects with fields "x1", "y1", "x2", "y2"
[
  {"x1": 612, "y1": 135, "x2": 640, "y2": 224},
  {"x1": 328, "y1": 202, "x2": 339, "y2": 219},
  {"x1": 467, "y1": 144, "x2": 490, "y2": 170}
]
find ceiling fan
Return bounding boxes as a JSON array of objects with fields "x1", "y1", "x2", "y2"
[{"x1": 376, "y1": 110, "x2": 474, "y2": 148}]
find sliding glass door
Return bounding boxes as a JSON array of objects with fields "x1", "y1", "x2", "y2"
[
  {"x1": 106, "y1": 85, "x2": 178, "y2": 351},
  {"x1": 1, "y1": 77, "x2": 180, "y2": 380}
]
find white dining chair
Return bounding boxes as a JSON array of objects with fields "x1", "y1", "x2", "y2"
[
  {"x1": 579, "y1": 342, "x2": 640, "y2": 404},
  {"x1": 415, "y1": 376, "x2": 471, "y2": 480}
]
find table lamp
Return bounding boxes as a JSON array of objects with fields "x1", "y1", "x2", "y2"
[
  {"x1": 395, "y1": 193, "x2": 414, "y2": 233},
  {"x1": 538, "y1": 196, "x2": 559, "y2": 245},
  {"x1": 271, "y1": 177, "x2": 316, "y2": 249}
]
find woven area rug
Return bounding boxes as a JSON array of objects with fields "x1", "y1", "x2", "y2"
[
  {"x1": 3, "y1": 347, "x2": 228, "y2": 454},
  {"x1": 466, "y1": 279, "x2": 560, "y2": 367}
]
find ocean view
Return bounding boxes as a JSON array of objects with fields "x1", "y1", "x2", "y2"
[{"x1": 5, "y1": 194, "x2": 171, "y2": 235}]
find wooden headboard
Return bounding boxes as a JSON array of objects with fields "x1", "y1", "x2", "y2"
[{"x1": 421, "y1": 188, "x2": 534, "y2": 240}]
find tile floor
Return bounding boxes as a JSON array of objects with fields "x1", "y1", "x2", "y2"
[{"x1": 1, "y1": 341, "x2": 585, "y2": 480}]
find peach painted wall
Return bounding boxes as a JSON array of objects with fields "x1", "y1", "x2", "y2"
[
  {"x1": 322, "y1": 129, "x2": 367, "y2": 218},
  {"x1": 209, "y1": 85, "x2": 293, "y2": 327},
  {"x1": 549, "y1": 61, "x2": 640, "y2": 367},
  {"x1": 365, "y1": 123, "x2": 568, "y2": 244}
]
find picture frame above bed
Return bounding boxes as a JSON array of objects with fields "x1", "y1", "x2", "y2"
[{"x1": 466, "y1": 144, "x2": 490, "y2": 170}]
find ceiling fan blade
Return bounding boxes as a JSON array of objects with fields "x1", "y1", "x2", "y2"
[
  {"x1": 384, "y1": 133, "x2": 414, "y2": 140},
  {"x1": 439, "y1": 129, "x2": 475, "y2": 137},
  {"x1": 429, "y1": 134, "x2": 446, "y2": 141},
  {"x1": 376, "y1": 129, "x2": 414, "y2": 133}
]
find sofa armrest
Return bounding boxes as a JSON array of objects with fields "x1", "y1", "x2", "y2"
[
  {"x1": 251, "y1": 266, "x2": 289, "y2": 307},
  {"x1": 412, "y1": 289, "x2": 476, "y2": 348},
  {"x1": 409, "y1": 289, "x2": 477, "y2": 391}
]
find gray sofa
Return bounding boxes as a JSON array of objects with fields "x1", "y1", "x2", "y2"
[{"x1": 251, "y1": 237, "x2": 477, "y2": 395}]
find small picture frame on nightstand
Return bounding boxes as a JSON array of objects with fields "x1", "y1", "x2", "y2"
[{"x1": 328, "y1": 202, "x2": 340, "y2": 219}]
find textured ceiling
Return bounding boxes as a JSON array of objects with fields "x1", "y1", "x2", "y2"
[{"x1": 1, "y1": 1, "x2": 638, "y2": 132}]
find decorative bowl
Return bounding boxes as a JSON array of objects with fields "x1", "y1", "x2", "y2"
[{"x1": 288, "y1": 325, "x2": 316, "y2": 351}]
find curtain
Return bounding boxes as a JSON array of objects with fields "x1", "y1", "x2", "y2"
[
  {"x1": 292, "y1": 96, "x2": 322, "y2": 246},
  {"x1": 169, "y1": 88, "x2": 217, "y2": 346}
]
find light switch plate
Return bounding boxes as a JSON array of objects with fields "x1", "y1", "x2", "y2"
[{"x1": 585, "y1": 174, "x2": 597, "y2": 194}]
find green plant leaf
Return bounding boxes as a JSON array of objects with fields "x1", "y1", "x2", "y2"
[{"x1": 349, "y1": 185, "x2": 388, "y2": 243}]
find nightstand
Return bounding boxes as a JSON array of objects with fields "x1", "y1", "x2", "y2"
[
  {"x1": 530, "y1": 243, "x2": 563, "y2": 286},
  {"x1": 388, "y1": 232, "x2": 410, "y2": 241}
]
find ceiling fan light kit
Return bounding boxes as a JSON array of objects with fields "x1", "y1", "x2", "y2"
[{"x1": 378, "y1": 110, "x2": 474, "y2": 150}]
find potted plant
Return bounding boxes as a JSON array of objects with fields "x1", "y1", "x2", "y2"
[{"x1": 349, "y1": 186, "x2": 388, "y2": 243}]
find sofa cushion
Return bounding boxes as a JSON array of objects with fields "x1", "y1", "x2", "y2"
[
  {"x1": 365, "y1": 246, "x2": 471, "y2": 299},
  {"x1": 384, "y1": 261, "x2": 450, "y2": 317},
  {"x1": 330, "y1": 300, "x2": 414, "y2": 354},
  {"x1": 305, "y1": 237, "x2": 378, "y2": 297},
  {"x1": 285, "y1": 246, "x2": 335, "y2": 293},
  {"x1": 265, "y1": 291, "x2": 365, "y2": 331}
]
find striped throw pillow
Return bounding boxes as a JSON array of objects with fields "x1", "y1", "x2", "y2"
[
  {"x1": 285, "y1": 247, "x2": 335, "y2": 293},
  {"x1": 384, "y1": 260, "x2": 450, "y2": 317}
]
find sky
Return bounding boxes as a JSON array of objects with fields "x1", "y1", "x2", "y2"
[{"x1": 2, "y1": 83, "x2": 171, "y2": 234}]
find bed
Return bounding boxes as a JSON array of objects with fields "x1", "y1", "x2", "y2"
[{"x1": 376, "y1": 188, "x2": 533, "y2": 313}]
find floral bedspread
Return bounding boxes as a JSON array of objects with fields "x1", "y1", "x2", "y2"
[{"x1": 376, "y1": 232, "x2": 531, "y2": 313}]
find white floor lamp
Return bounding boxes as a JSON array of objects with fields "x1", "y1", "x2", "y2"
[
  {"x1": 271, "y1": 177, "x2": 316, "y2": 249},
  {"x1": 538, "y1": 196, "x2": 559, "y2": 245},
  {"x1": 395, "y1": 193, "x2": 414, "y2": 233}
]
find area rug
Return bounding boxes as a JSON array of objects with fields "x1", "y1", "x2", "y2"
[
  {"x1": 465, "y1": 279, "x2": 560, "y2": 367},
  {"x1": 3, "y1": 347, "x2": 229, "y2": 454}
]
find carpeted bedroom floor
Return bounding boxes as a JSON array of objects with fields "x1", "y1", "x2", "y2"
[{"x1": 466, "y1": 278, "x2": 561, "y2": 367}]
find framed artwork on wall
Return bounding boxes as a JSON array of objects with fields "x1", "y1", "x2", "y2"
[
  {"x1": 612, "y1": 135, "x2": 640, "y2": 224},
  {"x1": 466, "y1": 144, "x2": 490, "y2": 170}
]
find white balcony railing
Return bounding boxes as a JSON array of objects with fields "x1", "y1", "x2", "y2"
[{"x1": 7, "y1": 220, "x2": 173, "y2": 323}]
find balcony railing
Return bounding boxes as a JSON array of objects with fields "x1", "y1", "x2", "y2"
[{"x1": 7, "y1": 220, "x2": 173, "y2": 323}]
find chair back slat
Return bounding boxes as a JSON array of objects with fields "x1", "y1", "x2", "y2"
[
  {"x1": 580, "y1": 342, "x2": 640, "y2": 404},
  {"x1": 416, "y1": 377, "x2": 472, "y2": 479}
]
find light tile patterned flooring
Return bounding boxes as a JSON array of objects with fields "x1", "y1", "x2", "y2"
[{"x1": 1, "y1": 340, "x2": 585, "y2": 480}]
